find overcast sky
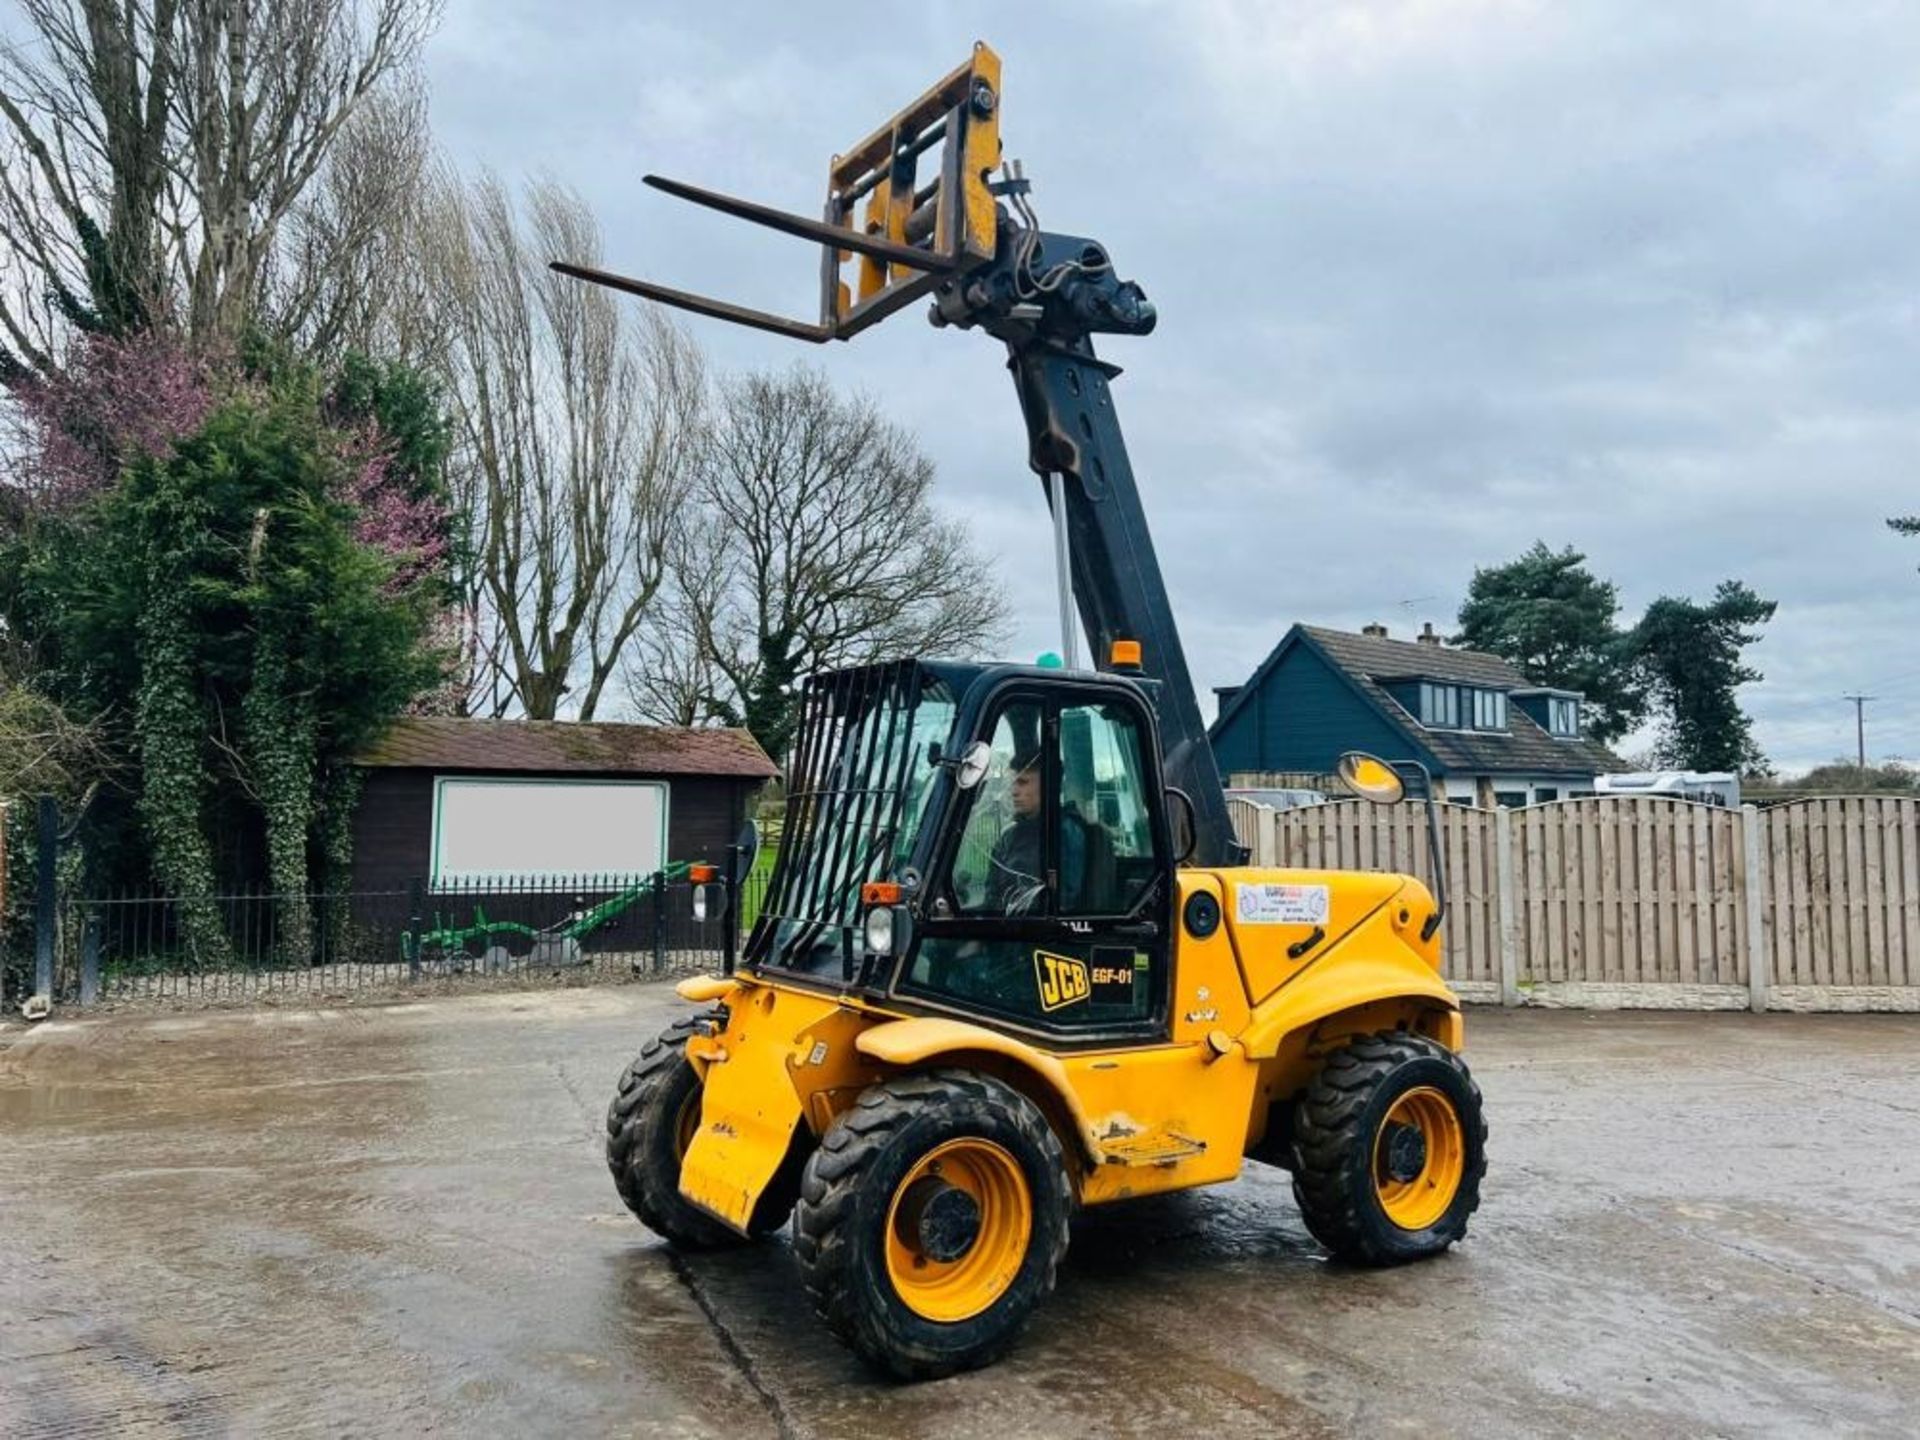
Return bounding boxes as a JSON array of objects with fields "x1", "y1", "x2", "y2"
[{"x1": 426, "y1": 0, "x2": 1920, "y2": 772}]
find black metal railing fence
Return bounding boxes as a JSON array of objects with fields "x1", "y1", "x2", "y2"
[{"x1": 42, "y1": 869, "x2": 768, "y2": 1005}]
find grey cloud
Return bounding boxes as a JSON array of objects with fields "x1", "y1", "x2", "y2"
[{"x1": 429, "y1": 0, "x2": 1920, "y2": 770}]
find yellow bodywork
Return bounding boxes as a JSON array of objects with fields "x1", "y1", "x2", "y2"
[{"x1": 675, "y1": 865, "x2": 1463, "y2": 1233}]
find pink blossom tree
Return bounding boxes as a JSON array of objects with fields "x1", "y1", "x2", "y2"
[
  {"x1": 337, "y1": 429, "x2": 451, "y2": 590},
  {"x1": 4, "y1": 335, "x2": 215, "y2": 515}
]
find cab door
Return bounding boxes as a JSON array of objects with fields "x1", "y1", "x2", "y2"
[{"x1": 893, "y1": 684, "x2": 1173, "y2": 1042}]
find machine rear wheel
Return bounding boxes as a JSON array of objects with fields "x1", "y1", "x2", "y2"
[
  {"x1": 792, "y1": 1070, "x2": 1071, "y2": 1380},
  {"x1": 606, "y1": 1013, "x2": 757, "y2": 1248},
  {"x1": 1290, "y1": 1031, "x2": 1486, "y2": 1265}
]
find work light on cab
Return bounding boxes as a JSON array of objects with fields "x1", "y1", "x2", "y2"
[
  {"x1": 861, "y1": 881, "x2": 904, "y2": 956},
  {"x1": 688, "y1": 862, "x2": 718, "y2": 921}
]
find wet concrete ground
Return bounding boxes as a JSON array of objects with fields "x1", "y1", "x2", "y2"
[{"x1": 1, "y1": 987, "x2": 1915, "y2": 1439}]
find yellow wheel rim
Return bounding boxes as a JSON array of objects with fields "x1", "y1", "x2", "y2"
[
  {"x1": 1373, "y1": 1086, "x2": 1466, "y2": 1231},
  {"x1": 884, "y1": 1138, "x2": 1033, "y2": 1323}
]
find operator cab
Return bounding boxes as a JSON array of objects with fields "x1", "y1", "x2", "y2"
[{"x1": 747, "y1": 657, "x2": 1177, "y2": 1043}]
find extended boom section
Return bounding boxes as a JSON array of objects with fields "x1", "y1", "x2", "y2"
[
  {"x1": 550, "y1": 44, "x2": 1241, "y2": 864},
  {"x1": 925, "y1": 213, "x2": 1241, "y2": 865}
]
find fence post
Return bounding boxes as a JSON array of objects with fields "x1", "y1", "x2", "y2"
[
  {"x1": 406, "y1": 877, "x2": 424, "y2": 980},
  {"x1": 1494, "y1": 805, "x2": 1519, "y2": 1007},
  {"x1": 33, "y1": 795, "x2": 57, "y2": 1012},
  {"x1": 651, "y1": 869, "x2": 668, "y2": 974},
  {"x1": 1741, "y1": 804, "x2": 1768, "y2": 1014},
  {"x1": 80, "y1": 908, "x2": 100, "y2": 1005}
]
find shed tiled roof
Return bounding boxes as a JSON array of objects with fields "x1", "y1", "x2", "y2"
[
  {"x1": 1296, "y1": 627, "x2": 1625, "y2": 777},
  {"x1": 359, "y1": 718, "x2": 779, "y2": 779}
]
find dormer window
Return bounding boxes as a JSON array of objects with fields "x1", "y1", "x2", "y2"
[
  {"x1": 1509, "y1": 687, "x2": 1584, "y2": 737},
  {"x1": 1418, "y1": 681, "x2": 1459, "y2": 728},
  {"x1": 1412, "y1": 682, "x2": 1507, "y2": 732}
]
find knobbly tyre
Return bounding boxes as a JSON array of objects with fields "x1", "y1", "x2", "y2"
[{"x1": 583, "y1": 44, "x2": 1487, "y2": 1380}]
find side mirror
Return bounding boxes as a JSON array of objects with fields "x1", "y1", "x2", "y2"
[
  {"x1": 1337, "y1": 751, "x2": 1405, "y2": 805},
  {"x1": 1166, "y1": 786, "x2": 1198, "y2": 865},
  {"x1": 729, "y1": 819, "x2": 760, "y2": 887},
  {"x1": 1337, "y1": 751, "x2": 1448, "y2": 939},
  {"x1": 954, "y1": 740, "x2": 994, "y2": 791}
]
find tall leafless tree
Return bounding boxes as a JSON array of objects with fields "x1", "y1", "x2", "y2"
[
  {"x1": 621, "y1": 505, "x2": 729, "y2": 727},
  {"x1": 425, "y1": 172, "x2": 704, "y2": 720},
  {"x1": 0, "y1": 0, "x2": 439, "y2": 378},
  {"x1": 256, "y1": 84, "x2": 432, "y2": 361},
  {"x1": 175, "y1": 0, "x2": 438, "y2": 342},
  {"x1": 627, "y1": 365, "x2": 1009, "y2": 760}
]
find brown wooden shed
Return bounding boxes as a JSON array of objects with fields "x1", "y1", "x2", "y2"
[{"x1": 351, "y1": 718, "x2": 778, "y2": 891}]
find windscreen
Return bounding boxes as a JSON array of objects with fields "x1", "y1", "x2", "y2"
[{"x1": 753, "y1": 662, "x2": 956, "y2": 979}]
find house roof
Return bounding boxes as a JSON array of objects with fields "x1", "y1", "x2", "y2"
[
  {"x1": 1214, "y1": 623, "x2": 1625, "y2": 778},
  {"x1": 1305, "y1": 625, "x2": 1526, "y2": 689},
  {"x1": 359, "y1": 718, "x2": 779, "y2": 779}
]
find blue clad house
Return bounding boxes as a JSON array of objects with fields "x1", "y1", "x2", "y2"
[{"x1": 1209, "y1": 622, "x2": 1625, "y2": 808}]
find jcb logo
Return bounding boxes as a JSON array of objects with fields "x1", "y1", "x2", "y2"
[{"x1": 1034, "y1": 950, "x2": 1090, "y2": 1011}]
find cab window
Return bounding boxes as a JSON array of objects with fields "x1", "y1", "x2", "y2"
[
  {"x1": 1057, "y1": 701, "x2": 1158, "y2": 916},
  {"x1": 949, "y1": 702, "x2": 1046, "y2": 915}
]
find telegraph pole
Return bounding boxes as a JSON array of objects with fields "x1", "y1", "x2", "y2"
[{"x1": 1844, "y1": 693, "x2": 1876, "y2": 769}]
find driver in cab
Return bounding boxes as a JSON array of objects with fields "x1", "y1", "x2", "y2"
[{"x1": 988, "y1": 748, "x2": 1086, "y2": 913}]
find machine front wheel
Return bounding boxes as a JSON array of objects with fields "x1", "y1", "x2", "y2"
[
  {"x1": 792, "y1": 1070, "x2": 1072, "y2": 1380},
  {"x1": 605, "y1": 1013, "x2": 753, "y2": 1248},
  {"x1": 1290, "y1": 1031, "x2": 1487, "y2": 1265}
]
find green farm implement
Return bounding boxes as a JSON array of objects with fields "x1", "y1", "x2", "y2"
[{"x1": 401, "y1": 864, "x2": 697, "y2": 971}]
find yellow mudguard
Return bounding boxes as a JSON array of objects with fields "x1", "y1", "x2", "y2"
[
  {"x1": 677, "y1": 1021, "x2": 805, "y2": 1233},
  {"x1": 675, "y1": 982, "x2": 851, "y2": 1233}
]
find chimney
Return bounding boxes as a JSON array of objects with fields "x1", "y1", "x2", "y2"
[
  {"x1": 1361, "y1": 622, "x2": 1388, "y2": 638},
  {"x1": 1417, "y1": 622, "x2": 1441, "y2": 647}
]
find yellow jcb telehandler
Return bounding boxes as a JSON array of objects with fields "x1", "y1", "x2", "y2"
[{"x1": 565, "y1": 43, "x2": 1487, "y2": 1379}]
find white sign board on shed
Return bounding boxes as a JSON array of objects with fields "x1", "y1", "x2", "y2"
[{"x1": 431, "y1": 778, "x2": 668, "y2": 884}]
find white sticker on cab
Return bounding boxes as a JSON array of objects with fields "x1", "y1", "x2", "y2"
[{"x1": 1235, "y1": 882, "x2": 1331, "y2": 926}]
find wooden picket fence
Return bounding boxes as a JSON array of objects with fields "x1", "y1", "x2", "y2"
[{"x1": 1227, "y1": 794, "x2": 1920, "y2": 1011}]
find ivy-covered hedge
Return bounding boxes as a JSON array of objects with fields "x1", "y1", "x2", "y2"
[{"x1": 0, "y1": 342, "x2": 454, "y2": 960}]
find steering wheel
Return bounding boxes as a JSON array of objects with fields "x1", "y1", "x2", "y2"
[
  {"x1": 986, "y1": 849, "x2": 1045, "y2": 915},
  {"x1": 1003, "y1": 878, "x2": 1047, "y2": 916}
]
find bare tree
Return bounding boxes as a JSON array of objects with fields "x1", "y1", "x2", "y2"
[
  {"x1": 628, "y1": 365, "x2": 1008, "y2": 759},
  {"x1": 258, "y1": 84, "x2": 432, "y2": 361},
  {"x1": 621, "y1": 507, "x2": 729, "y2": 727},
  {"x1": 175, "y1": 0, "x2": 438, "y2": 341},
  {"x1": 426, "y1": 172, "x2": 704, "y2": 720},
  {"x1": 0, "y1": 0, "x2": 181, "y2": 371},
  {"x1": 0, "y1": 0, "x2": 439, "y2": 377}
]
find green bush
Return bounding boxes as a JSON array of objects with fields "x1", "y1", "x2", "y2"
[{"x1": 2, "y1": 379, "x2": 449, "y2": 956}]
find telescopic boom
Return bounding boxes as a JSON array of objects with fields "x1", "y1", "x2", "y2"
[{"x1": 553, "y1": 42, "x2": 1245, "y2": 865}]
